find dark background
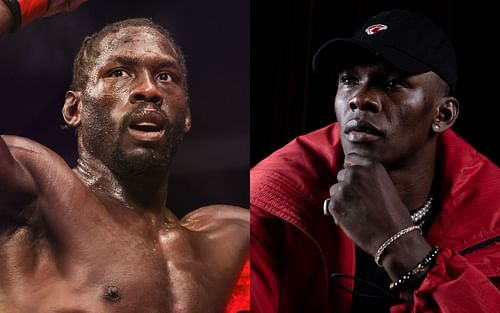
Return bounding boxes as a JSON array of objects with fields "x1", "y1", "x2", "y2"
[
  {"x1": 0, "y1": 0, "x2": 249, "y2": 217},
  {"x1": 2, "y1": 1, "x2": 499, "y2": 216},
  {"x1": 251, "y1": 0, "x2": 500, "y2": 168}
]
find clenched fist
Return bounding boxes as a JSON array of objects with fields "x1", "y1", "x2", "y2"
[{"x1": 326, "y1": 153, "x2": 414, "y2": 256}]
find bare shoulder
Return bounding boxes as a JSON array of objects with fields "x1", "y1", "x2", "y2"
[
  {"x1": 1, "y1": 135, "x2": 71, "y2": 184},
  {"x1": 3, "y1": 135, "x2": 74, "y2": 186},
  {"x1": 180, "y1": 205, "x2": 249, "y2": 269},
  {"x1": 181, "y1": 204, "x2": 249, "y2": 232}
]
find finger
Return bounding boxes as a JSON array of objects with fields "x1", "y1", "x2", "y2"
[
  {"x1": 337, "y1": 168, "x2": 348, "y2": 182},
  {"x1": 328, "y1": 183, "x2": 343, "y2": 209},
  {"x1": 329, "y1": 182, "x2": 340, "y2": 198},
  {"x1": 327, "y1": 197, "x2": 348, "y2": 225},
  {"x1": 343, "y1": 153, "x2": 373, "y2": 167}
]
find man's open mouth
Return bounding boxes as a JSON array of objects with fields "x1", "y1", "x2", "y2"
[
  {"x1": 127, "y1": 110, "x2": 166, "y2": 141},
  {"x1": 129, "y1": 121, "x2": 164, "y2": 132}
]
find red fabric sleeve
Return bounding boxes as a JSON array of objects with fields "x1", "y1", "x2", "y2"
[
  {"x1": 391, "y1": 247, "x2": 500, "y2": 313},
  {"x1": 225, "y1": 257, "x2": 250, "y2": 313}
]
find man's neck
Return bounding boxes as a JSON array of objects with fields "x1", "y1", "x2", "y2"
[
  {"x1": 385, "y1": 142, "x2": 437, "y2": 212},
  {"x1": 74, "y1": 151, "x2": 170, "y2": 219}
]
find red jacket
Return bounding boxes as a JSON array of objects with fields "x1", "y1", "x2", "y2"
[{"x1": 250, "y1": 123, "x2": 500, "y2": 313}]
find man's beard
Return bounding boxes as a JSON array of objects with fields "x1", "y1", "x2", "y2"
[{"x1": 80, "y1": 102, "x2": 185, "y2": 182}]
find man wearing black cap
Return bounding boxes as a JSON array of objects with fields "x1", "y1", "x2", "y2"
[{"x1": 251, "y1": 9, "x2": 499, "y2": 313}]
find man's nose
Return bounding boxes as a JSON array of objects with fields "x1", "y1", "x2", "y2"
[
  {"x1": 129, "y1": 72, "x2": 163, "y2": 105},
  {"x1": 348, "y1": 87, "x2": 381, "y2": 113}
]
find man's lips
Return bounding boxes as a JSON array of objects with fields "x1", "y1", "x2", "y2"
[
  {"x1": 344, "y1": 119, "x2": 383, "y2": 142},
  {"x1": 127, "y1": 109, "x2": 166, "y2": 142},
  {"x1": 344, "y1": 119, "x2": 383, "y2": 135}
]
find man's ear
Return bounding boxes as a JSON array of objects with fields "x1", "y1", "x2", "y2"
[
  {"x1": 183, "y1": 107, "x2": 191, "y2": 133},
  {"x1": 62, "y1": 90, "x2": 82, "y2": 128},
  {"x1": 432, "y1": 97, "x2": 459, "y2": 133}
]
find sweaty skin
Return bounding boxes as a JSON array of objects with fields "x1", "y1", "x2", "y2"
[{"x1": 0, "y1": 25, "x2": 249, "y2": 313}]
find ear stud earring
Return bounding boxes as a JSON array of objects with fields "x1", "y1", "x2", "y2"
[{"x1": 432, "y1": 123, "x2": 440, "y2": 131}]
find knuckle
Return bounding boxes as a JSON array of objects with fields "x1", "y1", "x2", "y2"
[
  {"x1": 329, "y1": 184, "x2": 336, "y2": 196},
  {"x1": 336, "y1": 169, "x2": 346, "y2": 182}
]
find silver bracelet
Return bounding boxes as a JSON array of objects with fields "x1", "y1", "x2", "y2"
[{"x1": 374, "y1": 225, "x2": 422, "y2": 267}]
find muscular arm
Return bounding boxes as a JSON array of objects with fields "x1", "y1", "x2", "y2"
[
  {"x1": 0, "y1": 135, "x2": 38, "y2": 211},
  {"x1": 0, "y1": 1, "x2": 13, "y2": 35},
  {"x1": 0, "y1": 0, "x2": 86, "y2": 212}
]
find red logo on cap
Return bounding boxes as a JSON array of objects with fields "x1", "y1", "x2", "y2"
[{"x1": 365, "y1": 24, "x2": 388, "y2": 35}]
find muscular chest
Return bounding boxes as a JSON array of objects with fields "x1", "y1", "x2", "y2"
[{"x1": 0, "y1": 224, "x2": 230, "y2": 313}]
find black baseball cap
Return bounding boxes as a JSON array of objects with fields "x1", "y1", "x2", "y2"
[{"x1": 312, "y1": 10, "x2": 457, "y2": 92}]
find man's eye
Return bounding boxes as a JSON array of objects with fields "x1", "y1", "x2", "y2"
[
  {"x1": 109, "y1": 69, "x2": 129, "y2": 78},
  {"x1": 157, "y1": 72, "x2": 173, "y2": 82},
  {"x1": 385, "y1": 79, "x2": 405, "y2": 89},
  {"x1": 339, "y1": 75, "x2": 358, "y2": 86}
]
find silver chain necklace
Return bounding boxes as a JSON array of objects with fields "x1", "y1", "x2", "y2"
[{"x1": 411, "y1": 194, "x2": 433, "y2": 225}]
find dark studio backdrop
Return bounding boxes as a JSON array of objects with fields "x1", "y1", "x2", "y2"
[
  {"x1": 251, "y1": 0, "x2": 500, "y2": 168},
  {"x1": 0, "y1": 0, "x2": 249, "y2": 217}
]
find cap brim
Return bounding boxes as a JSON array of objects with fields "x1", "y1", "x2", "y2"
[{"x1": 312, "y1": 38, "x2": 432, "y2": 75}]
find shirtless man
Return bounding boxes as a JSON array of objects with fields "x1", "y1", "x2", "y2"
[{"x1": 0, "y1": 1, "x2": 249, "y2": 312}]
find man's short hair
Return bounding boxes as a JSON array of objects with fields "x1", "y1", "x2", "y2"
[{"x1": 71, "y1": 18, "x2": 187, "y2": 91}]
